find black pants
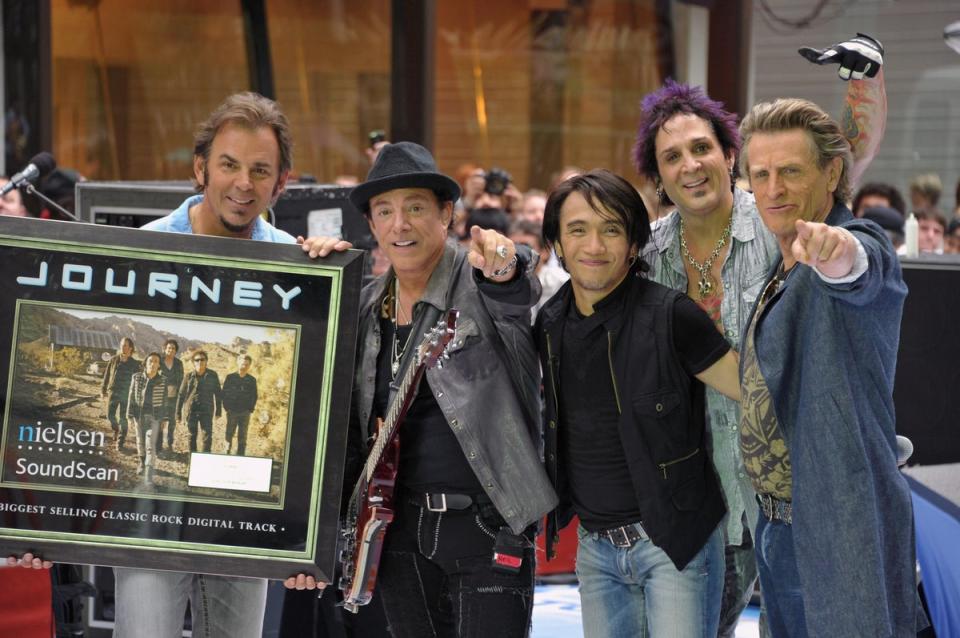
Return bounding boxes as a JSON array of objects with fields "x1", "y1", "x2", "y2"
[
  {"x1": 225, "y1": 411, "x2": 251, "y2": 455},
  {"x1": 185, "y1": 412, "x2": 213, "y2": 452},
  {"x1": 377, "y1": 497, "x2": 535, "y2": 638},
  {"x1": 107, "y1": 394, "x2": 129, "y2": 439}
]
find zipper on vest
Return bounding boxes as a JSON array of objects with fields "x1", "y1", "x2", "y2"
[
  {"x1": 658, "y1": 447, "x2": 700, "y2": 478},
  {"x1": 607, "y1": 331, "x2": 621, "y2": 415},
  {"x1": 545, "y1": 333, "x2": 560, "y2": 416}
]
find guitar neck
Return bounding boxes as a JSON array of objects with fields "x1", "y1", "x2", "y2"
[{"x1": 362, "y1": 358, "x2": 427, "y2": 484}]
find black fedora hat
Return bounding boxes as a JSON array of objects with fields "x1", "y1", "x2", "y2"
[{"x1": 349, "y1": 142, "x2": 461, "y2": 212}]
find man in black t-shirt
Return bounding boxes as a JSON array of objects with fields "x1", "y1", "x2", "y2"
[
  {"x1": 535, "y1": 170, "x2": 740, "y2": 638},
  {"x1": 222, "y1": 354, "x2": 258, "y2": 455}
]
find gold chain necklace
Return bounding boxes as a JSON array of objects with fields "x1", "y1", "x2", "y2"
[{"x1": 679, "y1": 213, "x2": 733, "y2": 300}]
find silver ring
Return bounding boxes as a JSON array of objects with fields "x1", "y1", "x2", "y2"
[{"x1": 495, "y1": 245, "x2": 508, "y2": 259}]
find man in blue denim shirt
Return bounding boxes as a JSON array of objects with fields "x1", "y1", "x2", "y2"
[
  {"x1": 738, "y1": 97, "x2": 922, "y2": 637},
  {"x1": 635, "y1": 35, "x2": 889, "y2": 635},
  {"x1": 115, "y1": 92, "x2": 295, "y2": 638}
]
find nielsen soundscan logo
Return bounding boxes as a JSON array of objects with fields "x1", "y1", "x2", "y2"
[{"x1": 14, "y1": 421, "x2": 118, "y2": 481}]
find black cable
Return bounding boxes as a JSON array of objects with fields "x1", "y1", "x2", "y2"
[{"x1": 756, "y1": 0, "x2": 856, "y2": 34}]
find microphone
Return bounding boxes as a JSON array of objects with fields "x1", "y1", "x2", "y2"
[{"x1": 1, "y1": 152, "x2": 57, "y2": 197}]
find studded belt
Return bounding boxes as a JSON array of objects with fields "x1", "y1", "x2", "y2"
[
  {"x1": 599, "y1": 522, "x2": 649, "y2": 548},
  {"x1": 757, "y1": 493, "x2": 792, "y2": 524}
]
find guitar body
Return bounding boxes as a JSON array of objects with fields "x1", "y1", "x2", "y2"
[
  {"x1": 338, "y1": 310, "x2": 458, "y2": 613},
  {"x1": 342, "y1": 420, "x2": 399, "y2": 612}
]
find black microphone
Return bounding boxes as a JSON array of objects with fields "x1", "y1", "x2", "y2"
[{"x1": 1, "y1": 152, "x2": 57, "y2": 196}]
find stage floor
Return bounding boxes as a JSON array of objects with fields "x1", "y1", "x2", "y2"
[{"x1": 531, "y1": 584, "x2": 761, "y2": 638}]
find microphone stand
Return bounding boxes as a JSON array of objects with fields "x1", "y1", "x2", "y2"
[{"x1": 21, "y1": 182, "x2": 82, "y2": 223}]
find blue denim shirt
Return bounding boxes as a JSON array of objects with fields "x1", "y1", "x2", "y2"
[
  {"x1": 142, "y1": 194, "x2": 297, "y2": 244},
  {"x1": 747, "y1": 202, "x2": 920, "y2": 636},
  {"x1": 642, "y1": 188, "x2": 779, "y2": 543}
]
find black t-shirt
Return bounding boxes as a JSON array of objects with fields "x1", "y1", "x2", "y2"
[
  {"x1": 373, "y1": 319, "x2": 484, "y2": 494},
  {"x1": 560, "y1": 278, "x2": 730, "y2": 532}
]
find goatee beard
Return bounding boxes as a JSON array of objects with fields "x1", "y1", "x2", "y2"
[{"x1": 219, "y1": 214, "x2": 255, "y2": 235}]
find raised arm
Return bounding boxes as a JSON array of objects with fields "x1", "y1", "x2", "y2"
[
  {"x1": 799, "y1": 33, "x2": 887, "y2": 189},
  {"x1": 843, "y1": 71, "x2": 886, "y2": 188}
]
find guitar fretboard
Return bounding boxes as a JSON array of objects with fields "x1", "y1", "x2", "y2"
[{"x1": 363, "y1": 358, "x2": 421, "y2": 483}]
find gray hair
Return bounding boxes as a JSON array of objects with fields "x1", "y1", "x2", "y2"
[{"x1": 739, "y1": 98, "x2": 852, "y2": 203}]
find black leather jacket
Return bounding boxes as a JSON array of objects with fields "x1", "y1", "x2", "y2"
[{"x1": 348, "y1": 241, "x2": 558, "y2": 534}]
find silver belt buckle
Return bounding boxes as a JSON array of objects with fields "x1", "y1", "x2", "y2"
[
  {"x1": 607, "y1": 526, "x2": 633, "y2": 548},
  {"x1": 426, "y1": 493, "x2": 447, "y2": 512}
]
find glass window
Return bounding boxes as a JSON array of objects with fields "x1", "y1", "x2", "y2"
[
  {"x1": 265, "y1": 0, "x2": 391, "y2": 183},
  {"x1": 51, "y1": 0, "x2": 250, "y2": 181},
  {"x1": 434, "y1": 0, "x2": 666, "y2": 192}
]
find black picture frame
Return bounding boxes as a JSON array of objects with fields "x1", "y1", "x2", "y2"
[{"x1": 0, "y1": 215, "x2": 362, "y2": 581}]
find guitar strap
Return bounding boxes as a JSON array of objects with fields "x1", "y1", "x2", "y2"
[
  {"x1": 386, "y1": 286, "x2": 441, "y2": 408},
  {"x1": 386, "y1": 247, "x2": 537, "y2": 432}
]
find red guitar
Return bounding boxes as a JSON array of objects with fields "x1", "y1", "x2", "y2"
[{"x1": 338, "y1": 309, "x2": 459, "y2": 613}]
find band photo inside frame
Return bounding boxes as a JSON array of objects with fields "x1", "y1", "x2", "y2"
[
  {"x1": 0, "y1": 216, "x2": 362, "y2": 580},
  {"x1": 4, "y1": 301, "x2": 298, "y2": 507}
]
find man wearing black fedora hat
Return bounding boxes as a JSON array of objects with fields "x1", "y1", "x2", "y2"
[{"x1": 292, "y1": 141, "x2": 557, "y2": 637}]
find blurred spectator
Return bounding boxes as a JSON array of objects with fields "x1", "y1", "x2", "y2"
[
  {"x1": 503, "y1": 182, "x2": 523, "y2": 217},
  {"x1": 0, "y1": 178, "x2": 29, "y2": 216},
  {"x1": 549, "y1": 165, "x2": 583, "y2": 190},
  {"x1": 853, "y1": 182, "x2": 906, "y2": 217},
  {"x1": 456, "y1": 163, "x2": 485, "y2": 210},
  {"x1": 945, "y1": 218, "x2": 960, "y2": 254},
  {"x1": 450, "y1": 199, "x2": 468, "y2": 240},
  {"x1": 460, "y1": 206, "x2": 509, "y2": 245},
  {"x1": 954, "y1": 178, "x2": 960, "y2": 219},
  {"x1": 472, "y1": 167, "x2": 512, "y2": 211},
  {"x1": 37, "y1": 167, "x2": 81, "y2": 219},
  {"x1": 862, "y1": 206, "x2": 905, "y2": 249},
  {"x1": 520, "y1": 189, "x2": 546, "y2": 223},
  {"x1": 909, "y1": 173, "x2": 943, "y2": 214},
  {"x1": 915, "y1": 209, "x2": 946, "y2": 254},
  {"x1": 508, "y1": 218, "x2": 569, "y2": 320},
  {"x1": 365, "y1": 129, "x2": 389, "y2": 165}
]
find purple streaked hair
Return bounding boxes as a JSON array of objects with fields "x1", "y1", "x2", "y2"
[{"x1": 632, "y1": 79, "x2": 741, "y2": 182}]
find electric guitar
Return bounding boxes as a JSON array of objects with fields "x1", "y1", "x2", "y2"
[{"x1": 338, "y1": 309, "x2": 459, "y2": 613}]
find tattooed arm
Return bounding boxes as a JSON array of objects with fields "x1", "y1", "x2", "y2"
[
  {"x1": 844, "y1": 69, "x2": 887, "y2": 190},
  {"x1": 799, "y1": 33, "x2": 887, "y2": 191}
]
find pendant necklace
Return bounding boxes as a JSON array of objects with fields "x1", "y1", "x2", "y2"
[
  {"x1": 679, "y1": 212, "x2": 733, "y2": 300},
  {"x1": 390, "y1": 281, "x2": 413, "y2": 379}
]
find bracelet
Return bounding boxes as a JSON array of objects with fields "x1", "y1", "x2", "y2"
[{"x1": 491, "y1": 254, "x2": 518, "y2": 278}]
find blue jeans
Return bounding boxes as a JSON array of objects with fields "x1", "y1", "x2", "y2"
[
  {"x1": 132, "y1": 414, "x2": 159, "y2": 474},
  {"x1": 754, "y1": 514, "x2": 807, "y2": 638},
  {"x1": 575, "y1": 522, "x2": 723, "y2": 638},
  {"x1": 113, "y1": 567, "x2": 267, "y2": 638}
]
